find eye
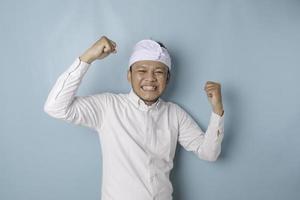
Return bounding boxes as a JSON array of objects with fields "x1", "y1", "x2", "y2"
[
  {"x1": 155, "y1": 71, "x2": 164, "y2": 74},
  {"x1": 137, "y1": 70, "x2": 146, "y2": 73}
]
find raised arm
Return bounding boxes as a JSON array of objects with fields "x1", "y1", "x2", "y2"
[
  {"x1": 43, "y1": 36, "x2": 117, "y2": 130},
  {"x1": 177, "y1": 81, "x2": 225, "y2": 162}
]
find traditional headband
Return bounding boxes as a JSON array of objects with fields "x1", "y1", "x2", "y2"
[{"x1": 128, "y1": 39, "x2": 171, "y2": 70}]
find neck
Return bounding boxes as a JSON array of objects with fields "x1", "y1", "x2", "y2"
[
  {"x1": 140, "y1": 96, "x2": 159, "y2": 106},
  {"x1": 143, "y1": 100, "x2": 156, "y2": 106},
  {"x1": 130, "y1": 89, "x2": 159, "y2": 106}
]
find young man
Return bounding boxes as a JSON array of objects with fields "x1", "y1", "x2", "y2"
[{"x1": 44, "y1": 36, "x2": 225, "y2": 200}]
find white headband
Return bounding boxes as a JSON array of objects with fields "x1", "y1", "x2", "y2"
[{"x1": 128, "y1": 39, "x2": 171, "y2": 70}]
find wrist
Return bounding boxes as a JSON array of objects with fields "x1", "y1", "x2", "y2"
[
  {"x1": 213, "y1": 105, "x2": 224, "y2": 116},
  {"x1": 79, "y1": 52, "x2": 95, "y2": 64},
  {"x1": 79, "y1": 56, "x2": 93, "y2": 64},
  {"x1": 214, "y1": 109, "x2": 224, "y2": 116}
]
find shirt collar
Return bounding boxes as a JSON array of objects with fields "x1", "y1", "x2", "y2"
[{"x1": 128, "y1": 89, "x2": 161, "y2": 111}]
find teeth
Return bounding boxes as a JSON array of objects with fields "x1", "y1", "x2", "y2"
[{"x1": 142, "y1": 86, "x2": 156, "y2": 91}]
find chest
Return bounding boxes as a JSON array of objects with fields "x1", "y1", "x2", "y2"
[{"x1": 103, "y1": 104, "x2": 179, "y2": 160}]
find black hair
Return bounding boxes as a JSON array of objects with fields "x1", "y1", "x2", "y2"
[{"x1": 155, "y1": 41, "x2": 167, "y2": 49}]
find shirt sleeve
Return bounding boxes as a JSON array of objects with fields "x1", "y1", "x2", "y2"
[
  {"x1": 176, "y1": 105, "x2": 225, "y2": 162},
  {"x1": 43, "y1": 57, "x2": 107, "y2": 130}
]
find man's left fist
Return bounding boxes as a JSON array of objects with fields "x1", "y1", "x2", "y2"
[{"x1": 204, "y1": 81, "x2": 224, "y2": 116}]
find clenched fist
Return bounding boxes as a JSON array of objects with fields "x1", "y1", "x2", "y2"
[
  {"x1": 80, "y1": 36, "x2": 117, "y2": 64},
  {"x1": 204, "y1": 81, "x2": 224, "y2": 116}
]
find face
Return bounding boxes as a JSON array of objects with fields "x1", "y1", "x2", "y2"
[{"x1": 127, "y1": 60, "x2": 170, "y2": 105}]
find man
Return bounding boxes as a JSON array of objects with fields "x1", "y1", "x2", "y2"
[{"x1": 44, "y1": 36, "x2": 225, "y2": 200}]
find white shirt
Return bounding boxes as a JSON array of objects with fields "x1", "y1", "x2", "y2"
[{"x1": 44, "y1": 58, "x2": 225, "y2": 200}]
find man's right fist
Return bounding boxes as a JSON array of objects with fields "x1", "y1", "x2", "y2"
[{"x1": 80, "y1": 36, "x2": 117, "y2": 64}]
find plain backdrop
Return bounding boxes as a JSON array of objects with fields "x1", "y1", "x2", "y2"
[{"x1": 1, "y1": 0, "x2": 300, "y2": 200}]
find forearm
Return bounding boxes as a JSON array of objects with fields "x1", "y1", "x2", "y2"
[
  {"x1": 213, "y1": 103, "x2": 224, "y2": 117},
  {"x1": 200, "y1": 112, "x2": 225, "y2": 161},
  {"x1": 44, "y1": 58, "x2": 91, "y2": 119}
]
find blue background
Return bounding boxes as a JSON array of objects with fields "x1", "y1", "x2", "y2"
[{"x1": 1, "y1": 0, "x2": 300, "y2": 199}]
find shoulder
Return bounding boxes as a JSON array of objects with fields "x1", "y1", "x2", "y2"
[
  {"x1": 162, "y1": 100, "x2": 193, "y2": 122},
  {"x1": 94, "y1": 91, "x2": 131, "y2": 105},
  {"x1": 161, "y1": 99, "x2": 184, "y2": 109},
  {"x1": 83, "y1": 92, "x2": 123, "y2": 105},
  {"x1": 91, "y1": 92, "x2": 124, "y2": 99},
  {"x1": 160, "y1": 99, "x2": 186, "y2": 115}
]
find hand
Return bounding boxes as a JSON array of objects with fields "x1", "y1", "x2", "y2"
[
  {"x1": 204, "y1": 81, "x2": 224, "y2": 116},
  {"x1": 80, "y1": 36, "x2": 117, "y2": 64}
]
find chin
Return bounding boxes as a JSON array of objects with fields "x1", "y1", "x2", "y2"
[
  {"x1": 137, "y1": 90, "x2": 161, "y2": 101},
  {"x1": 143, "y1": 96, "x2": 159, "y2": 102},
  {"x1": 140, "y1": 93, "x2": 159, "y2": 101}
]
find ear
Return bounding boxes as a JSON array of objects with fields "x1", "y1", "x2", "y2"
[
  {"x1": 166, "y1": 71, "x2": 170, "y2": 84},
  {"x1": 127, "y1": 70, "x2": 132, "y2": 83}
]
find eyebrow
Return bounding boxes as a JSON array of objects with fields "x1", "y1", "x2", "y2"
[
  {"x1": 132, "y1": 63, "x2": 169, "y2": 72},
  {"x1": 154, "y1": 67, "x2": 168, "y2": 72},
  {"x1": 147, "y1": 64, "x2": 167, "y2": 69},
  {"x1": 134, "y1": 65, "x2": 166, "y2": 69}
]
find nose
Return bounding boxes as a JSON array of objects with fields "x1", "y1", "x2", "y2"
[{"x1": 145, "y1": 71, "x2": 157, "y2": 81}]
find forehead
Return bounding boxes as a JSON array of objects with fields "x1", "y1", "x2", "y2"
[{"x1": 132, "y1": 60, "x2": 168, "y2": 70}]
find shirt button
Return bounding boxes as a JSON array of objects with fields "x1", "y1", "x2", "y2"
[
  {"x1": 149, "y1": 158, "x2": 153, "y2": 165},
  {"x1": 150, "y1": 174, "x2": 156, "y2": 182}
]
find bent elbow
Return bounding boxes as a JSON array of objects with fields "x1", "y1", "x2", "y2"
[
  {"x1": 43, "y1": 100, "x2": 53, "y2": 116},
  {"x1": 198, "y1": 148, "x2": 221, "y2": 162},
  {"x1": 43, "y1": 101, "x2": 68, "y2": 119},
  {"x1": 205, "y1": 154, "x2": 219, "y2": 162},
  {"x1": 43, "y1": 102, "x2": 51, "y2": 115}
]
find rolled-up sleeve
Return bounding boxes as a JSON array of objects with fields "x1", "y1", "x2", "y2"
[
  {"x1": 44, "y1": 58, "x2": 107, "y2": 130},
  {"x1": 176, "y1": 105, "x2": 225, "y2": 162}
]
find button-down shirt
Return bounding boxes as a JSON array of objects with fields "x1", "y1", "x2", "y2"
[{"x1": 44, "y1": 57, "x2": 225, "y2": 200}]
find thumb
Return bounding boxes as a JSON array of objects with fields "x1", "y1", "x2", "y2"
[{"x1": 103, "y1": 46, "x2": 110, "y2": 53}]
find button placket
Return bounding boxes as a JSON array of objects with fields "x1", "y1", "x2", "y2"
[
  {"x1": 148, "y1": 157, "x2": 157, "y2": 196},
  {"x1": 145, "y1": 111, "x2": 157, "y2": 197},
  {"x1": 149, "y1": 110, "x2": 155, "y2": 150}
]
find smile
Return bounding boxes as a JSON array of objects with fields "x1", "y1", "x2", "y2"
[{"x1": 141, "y1": 86, "x2": 157, "y2": 91}]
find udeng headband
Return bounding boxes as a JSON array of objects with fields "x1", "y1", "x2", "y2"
[{"x1": 128, "y1": 39, "x2": 171, "y2": 70}]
